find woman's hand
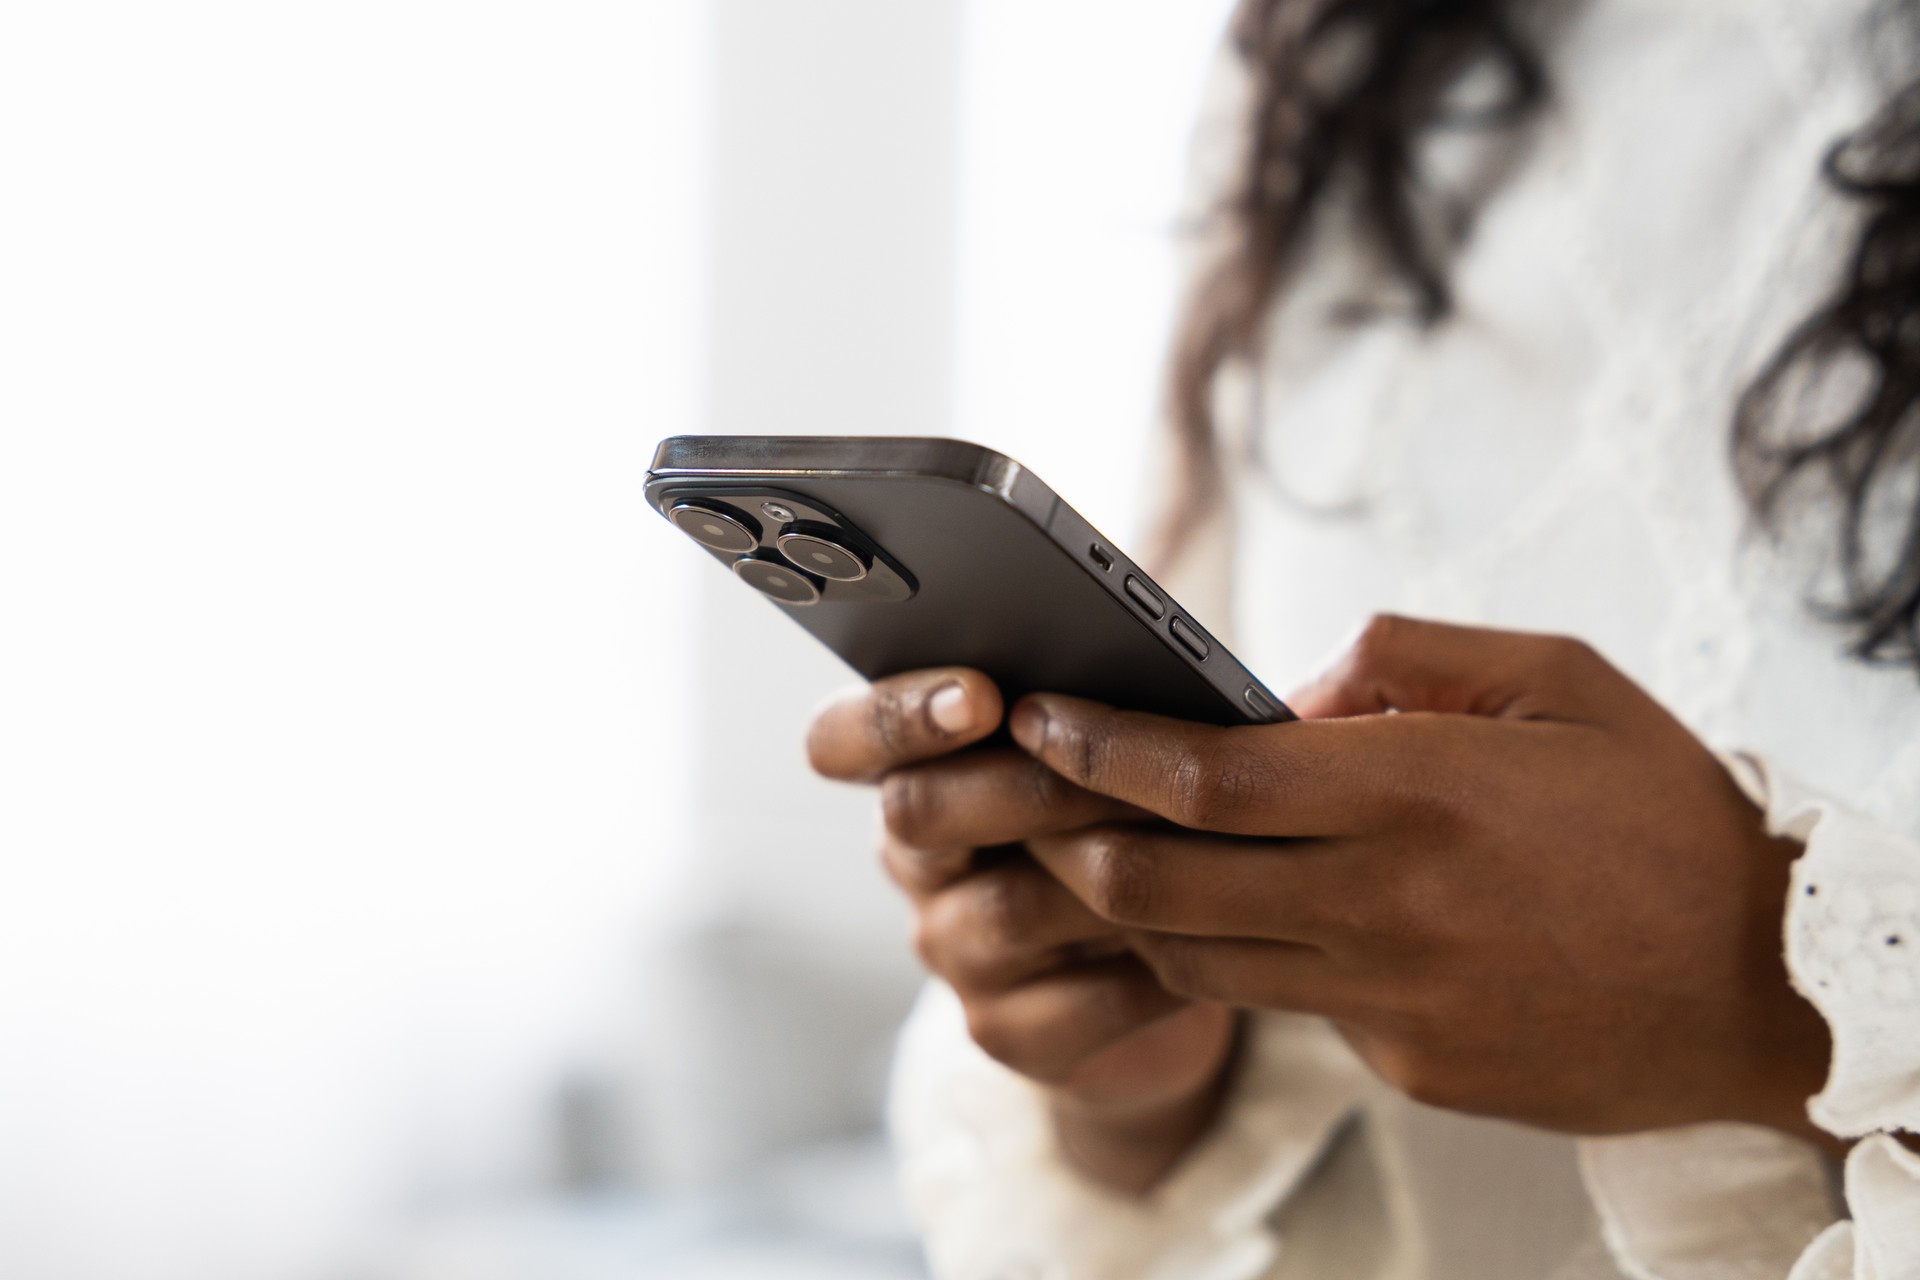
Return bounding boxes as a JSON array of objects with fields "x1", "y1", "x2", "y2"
[
  {"x1": 1014, "y1": 616, "x2": 1834, "y2": 1146},
  {"x1": 806, "y1": 668, "x2": 1241, "y2": 1193}
]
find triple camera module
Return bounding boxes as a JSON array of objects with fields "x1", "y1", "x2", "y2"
[{"x1": 665, "y1": 493, "x2": 914, "y2": 606}]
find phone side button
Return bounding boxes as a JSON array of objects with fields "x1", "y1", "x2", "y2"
[
  {"x1": 1123, "y1": 575, "x2": 1166, "y2": 620},
  {"x1": 1243, "y1": 685, "x2": 1279, "y2": 720},
  {"x1": 1169, "y1": 616, "x2": 1208, "y2": 660}
]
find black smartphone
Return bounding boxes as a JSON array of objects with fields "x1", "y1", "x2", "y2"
[{"x1": 647, "y1": 436, "x2": 1292, "y2": 726}]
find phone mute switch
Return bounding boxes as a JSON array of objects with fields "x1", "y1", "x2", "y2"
[
  {"x1": 1169, "y1": 616, "x2": 1208, "y2": 660},
  {"x1": 1123, "y1": 575, "x2": 1166, "y2": 620}
]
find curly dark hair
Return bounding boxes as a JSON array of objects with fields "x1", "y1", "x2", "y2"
[{"x1": 1168, "y1": 0, "x2": 1920, "y2": 671}]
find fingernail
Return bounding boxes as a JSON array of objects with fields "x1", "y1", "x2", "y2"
[
  {"x1": 927, "y1": 682, "x2": 974, "y2": 735},
  {"x1": 1009, "y1": 700, "x2": 1047, "y2": 751}
]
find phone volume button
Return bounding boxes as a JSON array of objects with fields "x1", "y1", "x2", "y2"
[
  {"x1": 1169, "y1": 616, "x2": 1208, "y2": 660},
  {"x1": 1123, "y1": 575, "x2": 1166, "y2": 620}
]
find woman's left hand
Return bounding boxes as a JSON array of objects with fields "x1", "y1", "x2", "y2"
[{"x1": 1015, "y1": 616, "x2": 1835, "y2": 1145}]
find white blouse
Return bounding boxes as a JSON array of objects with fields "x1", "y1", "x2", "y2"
[{"x1": 889, "y1": 1, "x2": 1920, "y2": 1277}]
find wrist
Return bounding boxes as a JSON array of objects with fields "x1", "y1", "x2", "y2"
[
  {"x1": 1730, "y1": 973, "x2": 1846, "y2": 1159},
  {"x1": 1719, "y1": 826, "x2": 1844, "y2": 1156},
  {"x1": 1048, "y1": 1013, "x2": 1243, "y2": 1195}
]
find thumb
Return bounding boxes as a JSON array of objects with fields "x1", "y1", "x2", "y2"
[{"x1": 1284, "y1": 615, "x2": 1625, "y2": 723}]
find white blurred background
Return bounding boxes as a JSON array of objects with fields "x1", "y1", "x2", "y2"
[{"x1": 0, "y1": 3, "x2": 1233, "y2": 1277}]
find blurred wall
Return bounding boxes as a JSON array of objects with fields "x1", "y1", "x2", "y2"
[
  {"x1": 629, "y1": 0, "x2": 1240, "y2": 1197},
  {"x1": 627, "y1": 0, "x2": 962, "y2": 1192},
  {"x1": 954, "y1": 0, "x2": 1241, "y2": 542}
]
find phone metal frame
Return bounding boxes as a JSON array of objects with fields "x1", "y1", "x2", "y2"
[{"x1": 647, "y1": 436, "x2": 1291, "y2": 725}]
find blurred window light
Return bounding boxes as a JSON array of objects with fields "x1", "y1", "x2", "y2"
[
  {"x1": 0, "y1": 3, "x2": 706, "y2": 1278},
  {"x1": 955, "y1": 0, "x2": 1240, "y2": 542}
]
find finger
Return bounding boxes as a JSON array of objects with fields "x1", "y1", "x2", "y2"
[
  {"x1": 1026, "y1": 824, "x2": 1348, "y2": 943},
  {"x1": 881, "y1": 747, "x2": 1150, "y2": 849},
  {"x1": 1284, "y1": 614, "x2": 1629, "y2": 724},
  {"x1": 1009, "y1": 694, "x2": 1402, "y2": 835},
  {"x1": 1058, "y1": 1001, "x2": 1238, "y2": 1105},
  {"x1": 963, "y1": 955, "x2": 1190, "y2": 1086},
  {"x1": 916, "y1": 860, "x2": 1123, "y2": 991},
  {"x1": 1127, "y1": 932, "x2": 1364, "y2": 1018},
  {"x1": 880, "y1": 833, "x2": 977, "y2": 898},
  {"x1": 807, "y1": 668, "x2": 1004, "y2": 782}
]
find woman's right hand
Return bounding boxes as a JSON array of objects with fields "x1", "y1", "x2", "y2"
[{"x1": 807, "y1": 667, "x2": 1240, "y2": 1193}]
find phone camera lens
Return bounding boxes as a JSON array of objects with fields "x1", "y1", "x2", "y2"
[
  {"x1": 760, "y1": 501, "x2": 796, "y2": 523},
  {"x1": 734, "y1": 554, "x2": 822, "y2": 605},
  {"x1": 668, "y1": 502, "x2": 760, "y2": 554},
  {"x1": 777, "y1": 531, "x2": 869, "y2": 582}
]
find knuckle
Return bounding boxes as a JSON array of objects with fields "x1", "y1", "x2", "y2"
[
  {"x1": 968, "y1": 870, "x2": 1031, "y2": 949},
  {"x1": 1408, "y1": 777, "x2": 1475, "y2": 837},
  {"x1": 878, "y1": 828, "x2": 922, "y2": 880},
  {"x1": 1356, "y1": 1033, "x2": 1417, "y2": 1092},
  {"x1": 1167, "y1": 746, "x2": 1272, "y2": 829},
  {"x1": 1366, "y1": 882, "x2": 1448, "y2": 965},
  {"x1": 1080, "y1": 831, "x2": 1159, "y2": 925},
  {"x1": 1350, "y1": 613, "x2": 1412, "y2": 672},
  {"x1": 868, "y1": 684, "x2": 920, "y2": 760},
  {"x1": 1356, "y1": 1033, "x2": 1471, "y2": 1111},
  {"x1": 1532, "y1": 633, "x2": 1603, "y2": 688},
  {"x1": 1550, "y1": 633, "x2": 1601, "y2": 666},
  {"x1": 1091, "y1": 966, "x2": 1175, "y2": 1031},
  {"x1": 964, "y1": 1005, "x2": 1022, "y2": 1068},
  {"x1": 1133, "y1": 934, "x2": 1207, "y2": 1000},
  {"x1": 1021, "y1": 755, "x2": 1078, "y2": 815},
  {"x1": 1374, "y1": 725, "x2": 1474, "y2": 830},
  {"x1": 1049, "y1": 711, "x2": 1111, "y2": 787},
  {"x1": 879, "y1": 768, "x2": 936, "y2": 843},
  {"x1": 1400, "y1": 1064, "x2": 1473, "y2": 1112},
  {"x1": 881, "y1": 833, "x2": 964, "y2": 898}
]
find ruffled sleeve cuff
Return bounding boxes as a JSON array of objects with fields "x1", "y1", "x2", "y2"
[
  {"x1": 887, "y1": 982, "x2": 1368, "y2": 1280},
  {"x1": 1781, "y1": 1137, "x2": 1920, "y2": 1280},
  {"x1": 1721, "y1": 753, "x2": 1920, "y2": 1139}
]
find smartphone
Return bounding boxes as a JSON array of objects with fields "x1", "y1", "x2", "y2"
[{"x1": 647, "y1": 436, "x2": 1292, "y2": 726}]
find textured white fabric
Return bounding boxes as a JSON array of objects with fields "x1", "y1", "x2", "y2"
[
  {"x1": 890, "y1": 1, "x2": 1920, "y2": 1277},
  {"x1": 889, "y1": 984, "x2": 1369, "y2": 1280},
  {"x1": 1576, "y1": 1121, "x2": 1839, "y2": 1280}
]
